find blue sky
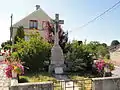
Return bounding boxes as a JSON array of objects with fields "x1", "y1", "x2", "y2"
[{"x1": 0, "y1": 0, "x2": 120, "y2": 45}]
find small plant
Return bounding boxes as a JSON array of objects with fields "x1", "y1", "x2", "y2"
[
  {"x1": 2, "y1": 50, "x2": 24, "y2": 78},
  {"x1": 95, "y1": 60, "x2": 105, "y2": 72},
  {"x1": 5, "y1": 59, "x2": 24, "y2": 78},
  {"x1": 95, "y1": 59, "x2": 115, "y2": 76},
  {"x1": 19, "y1": 76, "x2": 29, "y2": 83}
]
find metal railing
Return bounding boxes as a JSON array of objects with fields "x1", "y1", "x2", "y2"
[{"x1": 53, "y1": 79, "x2": 92, "y2": 90}]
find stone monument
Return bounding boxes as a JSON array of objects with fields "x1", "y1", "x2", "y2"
[{"x1": 49, "y1": 14, "x2": 66, "y2": 74}]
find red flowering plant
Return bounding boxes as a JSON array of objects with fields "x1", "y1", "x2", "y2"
[
  {"x1": 3, "y1": 51, "x2": 24, "y2": 78},
  {"x1": 5, "y1": 59, "x2": 24, "y2": 78},
  {"x1": 95, "y1": 60, "x2": 105, "y2": 72},
  {"x1": 95, "y1": 59, "x2": 115, "y2": 76}
]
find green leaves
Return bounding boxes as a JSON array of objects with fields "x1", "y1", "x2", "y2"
[
  {"x1": 86, "y1": 41, "x2": 109, "y2": 59},
  {"x1": 12, "y1": 32, "x2": 51, "y2": 72},
  {"x1": 14, "y1": 26, "x2": 25, "y2": 44},
  {"x1": 65, "y1": 41, "x2": 93, "y2": 72},
  {"x1": 65, "y1": 40, "x2": 109, "y2": 72},
  {"x1": 1, "y1": 40, "x2": 12, "y2": 49},
  {"x1": 111, "y1": 40, "x2": 120, "y2": 46}
]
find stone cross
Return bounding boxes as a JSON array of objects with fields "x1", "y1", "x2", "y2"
[
  {"x1": 51, "y1": 14, "x2": 64, "y2": 45},
  {"x1": 49, "y1": 14, "x2": 65, "y2": 74}
]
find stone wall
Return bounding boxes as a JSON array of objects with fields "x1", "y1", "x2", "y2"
[
  {"x1": 10, "y1": 82, "x2": 53, "y2": 90},
  {"x1": 92, "y1": 77, "x2": 120, "y2": 90},
  {"x1": 0, "y1": 64, "x2": 11, "y2": 90}
]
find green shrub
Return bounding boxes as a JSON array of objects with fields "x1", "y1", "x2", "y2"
[
  {"x1": 12, "y1": 32, "x2": 51, "y2": 72},
  {"x1": 65, "y1": 41, "x2": 93, "y2": 72},
  {"x1": 19, "y1": 76, "x2": 29, "y2": 83}
]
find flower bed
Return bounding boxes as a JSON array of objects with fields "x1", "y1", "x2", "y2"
[
  {"x1": 5, "y1": 60, "x2": 24, "y2": 78},
  {"x1": 1, "y1": 50, "x2": 24, "y2": 78},
  {"x1": 95, "y1": 59, "x2": 115, "y2": 77}
]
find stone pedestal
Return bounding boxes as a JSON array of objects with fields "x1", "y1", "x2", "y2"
[
  {"x1": 49, "y1": 44, "x2": 66, "y2": 74},
  {"x1": 55, "y1": 67, "x2": 63, "y2": 74}
]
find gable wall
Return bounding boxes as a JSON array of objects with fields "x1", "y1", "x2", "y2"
[{"x1": 12, "y1": 9, "x2": 52, "y2": 41}]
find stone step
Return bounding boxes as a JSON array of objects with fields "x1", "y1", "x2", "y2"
[{"x1": 53, "y1": 74, "x2": 69, "y2": 80}]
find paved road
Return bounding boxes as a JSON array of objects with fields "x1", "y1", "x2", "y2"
[{"x1": 112, "y1": 66, "x2": 120, "y2": 76}]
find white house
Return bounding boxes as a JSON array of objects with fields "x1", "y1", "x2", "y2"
[{"x1": 12, "y1": 5, "x2": 52, "y2": 41}]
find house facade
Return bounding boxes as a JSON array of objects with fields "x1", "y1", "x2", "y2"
[{"x1": 12, "y1": 5, "x2": 53, "y2": 41}]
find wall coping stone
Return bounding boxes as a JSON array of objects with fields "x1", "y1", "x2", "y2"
[
  {"x1": 92, "y1": 76, "x2": 120, "y2": 81},
  {"x1": 15, "y1": 81, "x2": 53, "y2": 86}
]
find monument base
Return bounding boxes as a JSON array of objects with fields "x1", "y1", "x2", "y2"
[{"x1": 49, "y1": 64, "x2": 66, "y2": 75}]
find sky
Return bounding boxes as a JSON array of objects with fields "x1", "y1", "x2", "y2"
[{"x1": 0, "y1": 0, "x2": 120, "y2": 45}]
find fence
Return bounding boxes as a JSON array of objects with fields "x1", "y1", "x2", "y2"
[
  {"x1": 2, "y1": 77, "x2": 120, "y2": 90},
  {"x1": 9, "y1": 79, "x2": 92, "y2": 90},
  {"x1": 53, "y1": 79, "x2": 92, "y2": 90}
]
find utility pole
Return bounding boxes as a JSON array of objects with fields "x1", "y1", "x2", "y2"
[
  {"x1": 10, "y1": 14, "x2": 13, "y2": 42},
  {"x1": 10, "y1": 14, "x2": 13, "y2": 52}
]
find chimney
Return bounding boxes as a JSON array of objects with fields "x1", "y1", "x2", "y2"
[{"x1": 36, "y1": 5, "x2": 40, "y2": 10}]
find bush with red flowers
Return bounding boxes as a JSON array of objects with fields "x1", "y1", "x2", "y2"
[
  {"x1": 3, "y1": 50, "x2": 24, "y2": 78},
  {"x1": 95, "y1": 59, "x2": 115, "y2": 76}
]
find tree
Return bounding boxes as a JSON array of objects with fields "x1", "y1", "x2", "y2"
[
  {"x1": 86, "y1": 41, "x2": 109, "y2": 59},
  {"x1": 12, "y1": 32, "x2": 51, "y2": 72},
  {"x1": 97, "y1": 45, "x2": 109, "y2": 58},
  {"x1": 101, "y1": 43, "x2": 107, "y2": 47},
  {"x1": 14, "y1": 26, "x2": 25, "y2": 44},
  {"x1": 86, "y1": 41, "x2": 100, "y2": 59},
  {"x1": 111, "y1": 40, "x2": 120, "y2": 46},
  {"x1": 43, "y1": 21, "x2": 68, "y2": 53},
  {"x1": 64, "y1": 41, "x2": 109, "y2": 72},
  {"x1": 1, "y1": 40, "x2": 12, "y2": 49},
  {"x1": 78, "y1": 41, "x2": 83, "y2": 45},
  {"x1": 65, "y1": 40, "x2": 93, "y2": 72},
  {"x1": 59, "y1": 32, "x2": 68, "y2": 53}
]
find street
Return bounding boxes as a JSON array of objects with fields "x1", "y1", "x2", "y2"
[{"x1": 112, "y1": 66, "x2": 120, "y2": 77}]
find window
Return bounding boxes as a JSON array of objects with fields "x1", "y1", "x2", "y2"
[{"x1": 29, "y1": 20, "x2": 38, "y2": 29}]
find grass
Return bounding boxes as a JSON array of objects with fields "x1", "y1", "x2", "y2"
[
  {"x1": 68, "y1": 71, "x2": 96, "y2": 78},
  {"x1": 19, "y1": 72, "x2": 94, "y2": 90},
  {"x1": 19, "y1": 72, "x2": 63, "y2": 90},
  {"x1": 19, "y1": 72, "x2": 57, "y2": 83}
]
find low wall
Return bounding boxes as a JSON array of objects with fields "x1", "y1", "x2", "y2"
[
  {"x1": 10, "y1": 82, "x2": 53, "y2": 90},
  {"x1": 0, "y1": 64, "x2": 11, "y2": 90},
  {"x1": 92, "y1": 76, "x2": 120, "y2": 90}
]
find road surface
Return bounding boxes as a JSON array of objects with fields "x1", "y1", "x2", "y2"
[{"x1": 112, "y1": 66, "x2": 120, "y2": 76}]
